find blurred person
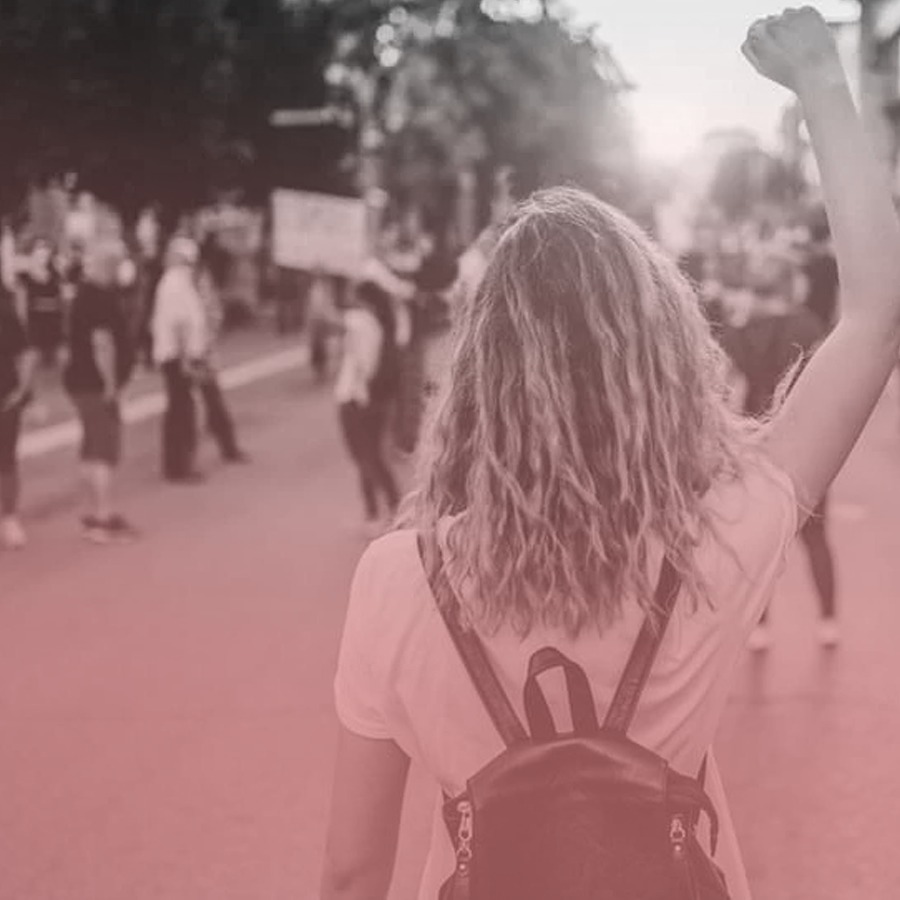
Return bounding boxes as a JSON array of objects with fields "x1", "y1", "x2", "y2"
[
  {"x1": 307, "y1": 269, "x2": 340, "y2": 382},
  {"x1": 195, "y1": 236, "x2": 248, "y2": 465},
  {"x1": 20, "y1": 239, "x2": 65, "y2": 367},
  {"x1": 720, "y1": 251, "x2": 838, "y2": 650},
  {"x1": 64, "y1": 190, "x2": 98, "y2": 256},
  {"x1": 0, "y1": 290, "x2": 37, "y2": 549},
  {"x1": 152, "y1": 237, "x2": 208, "y2": 483},
  {"x1": 134, "y1": 204, "x2": 165, "y2": 368},
  {"x1": 63, "y1": 229, "x2": 138, "y2": 544},
  {"x1": 335, "y1": 280, "x2": 401, "y2": 535},
  {"x1": 322, "y1": 12, "x2": 900, "y2": 900},
  {"x1": 801, "y1": 216, "x2": 839, "y2": 330}
]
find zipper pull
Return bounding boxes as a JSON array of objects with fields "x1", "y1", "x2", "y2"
[
  {"x1": 670, "y1": 814, "x2": 688, "y2": 862},
  {"x1": 456, "y1": 799, "x2": 474, "y2": 875}
]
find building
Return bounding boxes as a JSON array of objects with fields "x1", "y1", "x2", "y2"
[{"x1": 839, "y1": 1, "x2": 900, "y2": 187}]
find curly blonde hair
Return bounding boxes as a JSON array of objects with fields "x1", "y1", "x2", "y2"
[{"x1": 401, "y1": 187, "x2": 758, "y2": 637}]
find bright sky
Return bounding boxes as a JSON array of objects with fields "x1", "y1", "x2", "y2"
[{"x1": 568, "y1": 0, "x2": 853, "y2": 162}]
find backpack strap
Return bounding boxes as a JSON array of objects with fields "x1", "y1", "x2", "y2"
[
  {"x1": 602, "y1": 557, "x2": 683, "y2": 735},
  {"x1": 417, "y1": 529, "x2": 529, "y2": 748}
]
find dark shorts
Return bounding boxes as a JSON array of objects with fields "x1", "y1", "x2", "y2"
[{"x1": 72, "y1": 394, "x2": 122, "y2": 465}]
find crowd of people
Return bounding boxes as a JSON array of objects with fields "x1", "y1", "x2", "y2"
[
  {"x1": 0, "y1": 164, "x2": 468, "y2": 552},
  {"x1": 0, "y1": 187, "x2": 249, "y2": 548}
]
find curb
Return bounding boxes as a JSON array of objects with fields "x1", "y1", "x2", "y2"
[{"x1": 20, "y1": 346, "x2": 309, "y2": 461}]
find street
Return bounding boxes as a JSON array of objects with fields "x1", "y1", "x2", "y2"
[{"x1": 2, "y1": 355, "x2": 900, "y2": 900}]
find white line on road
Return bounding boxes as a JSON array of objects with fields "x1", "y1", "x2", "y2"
[{"x1": 20, "y1": 346, "x2": 309, "y2": 461}]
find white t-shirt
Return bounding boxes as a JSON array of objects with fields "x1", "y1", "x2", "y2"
[
  {"x1": 335, "y1": 457, "x2": 797, "y2": 900},
  {"x1": 152, "y1": 266, "x2": 210, "y2": 365},
  {"x1": 334, "y1": 307, "x2": 383, "y2": 406}
]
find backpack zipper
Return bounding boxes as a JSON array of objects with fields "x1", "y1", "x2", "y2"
[
  {"x1": 455, "y1": 799, "x2": 474, "y2": 876},
  {"x1": 669, "y1": 814, "x2": 688, "y2": 862}
]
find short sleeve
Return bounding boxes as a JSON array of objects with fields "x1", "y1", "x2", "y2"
[
  {"x1": 728, "y1": 456, "x2": 798, "y2": 634},
  {"x1": 334, "y1": 545, "x2": 393, "y2": 739}
]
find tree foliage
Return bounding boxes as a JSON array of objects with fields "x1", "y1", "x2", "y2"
[
  {"x1": 0, "y1": 0, "x2": 640, "y2": 228},
  {"x1": 323, "y1": 0, "x2": 639, "y2": 220}
]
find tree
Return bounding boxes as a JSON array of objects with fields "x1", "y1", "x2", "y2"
[
  {"x1": 319, "y1": 0, "x2": 638, "y2": 234},
  {"x1": 0, "y1": 0, "x2": 297, "y2": 218}
]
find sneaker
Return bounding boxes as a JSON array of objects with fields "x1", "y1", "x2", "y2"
[
  {"x1": 81, "y1": 516, "x2": 111, "y2": 545},
  {"x1": 747, "y1": 625, "x2": 772, "y2": 653},
  {"x1": 81, "y1": 515, "x2": 138, "y2": 545},
  {"x1": 817, "y1": 619, "x2": 841, "y2": 648},
  {"x1": 1, "y1": 516, "x2": 27, "y2": 550},
  {"x1": 106, "y1": 515, "x2": 139, "y2": 543}
]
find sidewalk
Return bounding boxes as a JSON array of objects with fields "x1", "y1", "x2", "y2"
[{"x1": 21, "y1": 323, "x2": 309, "y2": 459}]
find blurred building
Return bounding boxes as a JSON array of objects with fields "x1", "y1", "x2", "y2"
[
  {"x1": 777, "y1": 3, "x2": 900, "y2": 195},
  {"x1": 836, "y1": 1, "x2": 900, "y2": 187}
]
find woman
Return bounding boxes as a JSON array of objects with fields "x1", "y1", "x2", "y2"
[
  {"x1": 323, "y1": 10, "x2": 900, "y2": 900},
  {"x1": 335, "y1": 280, "x2": 401, "y2": 534}
]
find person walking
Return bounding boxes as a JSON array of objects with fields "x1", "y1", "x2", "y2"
[
  {"x1": 195, "y1": 236, "x2": 248, "y2": 465},
  {"x1": 152, "y1": 237, "x2": 208, "y2": 483},
  {"x1": 0, "y1": 290, "x2": 36, "y2": 549},
  {"x1": 321, "y1": 11, "x2": 900, "y2": 900},
  {"x1": 335, "y1": 279, "x2": 401, "y2": 536},
  {"x1": 719, "y1": 251, "x2": 838, "y2": 650},
  {"x1": 63, "y1": 228, "x2": 138, "y2": 544}
]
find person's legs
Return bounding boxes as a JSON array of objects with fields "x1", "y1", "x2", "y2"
[
  {"x1": 339, "y1": 401, "x2": 379, "y2": 521},
  {"x1": 800, "y1": 497, "x2": 838, "y2": 645},
  {"x1": 162, "y1": 361, "x2": 198, "y2": 480},
  {"x1": 74, "y1": 396, "x2": 135, "y2": 541},
  {"x1": 199, "y1": 373, "x2": 242, "y2": 461},
  {"x1": 0, "y1": 404, "x2": 26, "y2": 548},
  {"x1": 310, "y1": 322, "x2": 329, "y2": 381},
  {"x1": 82, "y1": 460, "x2": 114, "y2": 521},
  {"x1": 367, "y1": 400, "x2": 400, "y2": 515}
]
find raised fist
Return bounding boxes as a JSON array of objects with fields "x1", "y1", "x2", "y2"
[{"x1": 742, "y1": 6, "x2": 842, "y2": 92}]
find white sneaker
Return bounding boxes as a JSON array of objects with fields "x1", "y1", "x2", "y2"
[
  {"x1": 747, "y1": 625, "x2": 772, "y2": 652},
  {"x1": 817, "y1": 619, "x2": 841, "y2": 648},
  {"x1": 1, "y1": 516, "x2": 27, "y2": 550}
]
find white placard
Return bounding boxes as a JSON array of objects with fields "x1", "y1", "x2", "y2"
[{"x1": 271, "y1": 189, "x2": 368, "y2": 277}]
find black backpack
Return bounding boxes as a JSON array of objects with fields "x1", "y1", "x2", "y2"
[{"x1": 417, "y1": 529, "x2": 731, "y2": 900}]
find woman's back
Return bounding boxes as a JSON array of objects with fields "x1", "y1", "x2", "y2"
[
  {"x1": 336, "y1": 458, "x2": 795, "y2": 900},
  {"x1": 322, "y1": 13, "x2": 900, "y2": 900}
]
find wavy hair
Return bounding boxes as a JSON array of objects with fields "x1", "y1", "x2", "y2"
[{"x1": 401, "y1": 187, "x2": 758, "y2": 637}]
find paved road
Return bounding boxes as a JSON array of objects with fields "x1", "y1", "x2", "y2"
[{"x1": 2, "y1": 364, "x2": 900, "y2": 900}]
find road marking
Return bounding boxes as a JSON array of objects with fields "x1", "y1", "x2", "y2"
[{"x1": 20, "y1": 346, "x2": 309, "y2": 461}]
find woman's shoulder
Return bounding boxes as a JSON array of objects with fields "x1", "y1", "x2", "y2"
[
  {"x1": 355, "y1": 528, "x2": 422, "y2": 591},
  {"x1": 700, "y1": 453, "x2": 798, "y2": 569},
  {"x1": 706, "y1": 454, "x2": 796, "y2": 517},
  {"x1": 343, "y1": 529, "x2": 435, "y2": 661}
]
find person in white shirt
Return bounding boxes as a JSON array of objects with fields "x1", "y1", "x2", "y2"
[
  {"x1": 335, "y1": 280, "x2": 401, "y2": 534},
  {"x1": 322, "y1": 11, "x2": 900, "y2": 900},
  {"x1": 152, "y1": 237, "x2": 208, "y2": 482}
]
